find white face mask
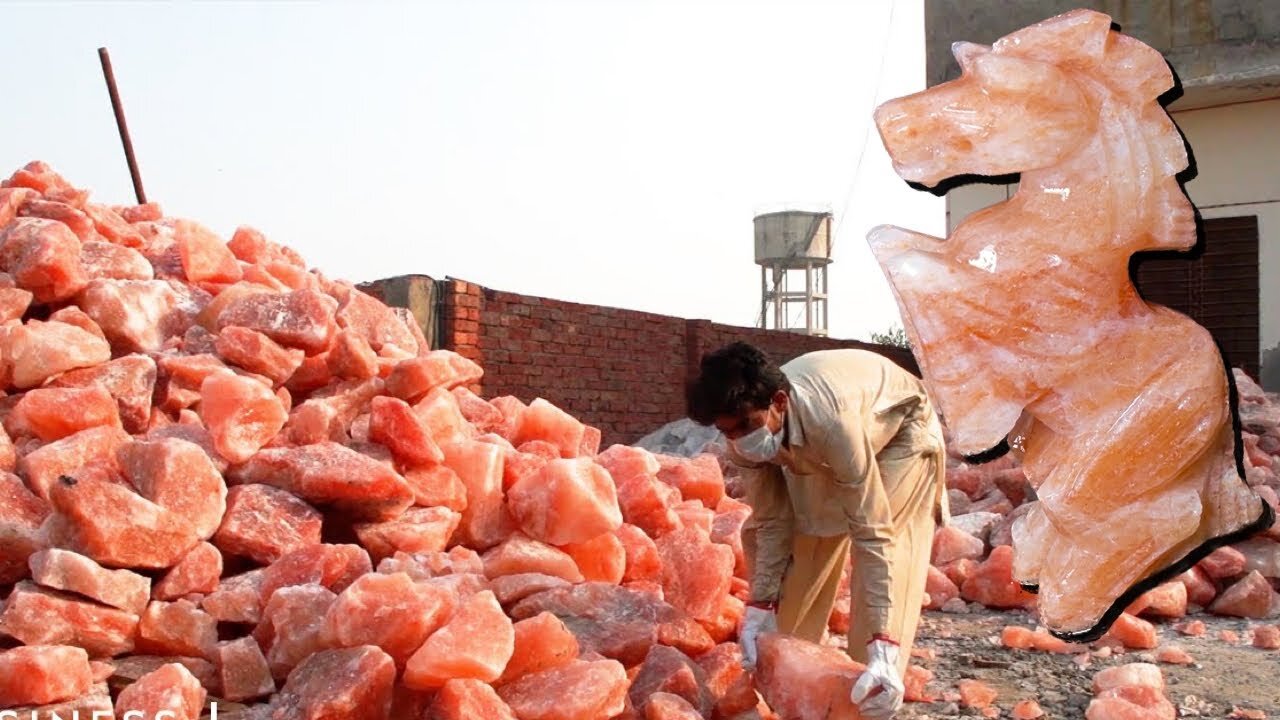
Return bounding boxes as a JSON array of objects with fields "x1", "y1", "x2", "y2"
[{"x1": 732, "y1": 423, "x2": 783, "y2": 463}]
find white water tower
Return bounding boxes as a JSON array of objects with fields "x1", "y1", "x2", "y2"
[{"x1": 754, "y1": 210, "x2": 832, "y2": 336}]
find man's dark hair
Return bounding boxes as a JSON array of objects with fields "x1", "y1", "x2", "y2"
[{"x1": 686, "y1": 341, "x2": 790, "y2": 425}]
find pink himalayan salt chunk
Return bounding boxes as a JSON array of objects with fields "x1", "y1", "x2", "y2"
[
  {"x1": 0, "y1": 217, "x2": 86, "y2": 303},
  {"x1": 1174, "y1": 620, "x2": 1206, "y2": 637},
  {"x1": 0, "y1": 188, "x2": 39, "y2": 227},
  {"x1": 19, "y1": 425, "x2": 129, "y2": 501},
  {"x1": 323, "y1": 572, "x2": 455, "y2": 668},
  {"x1": 755, "y1": 633, "x2": 865, "y2": 720},
  {"x1": 201, "y1": 569, "x2": 264, "y2": 624},
  {"x1": 1093, "y1": 662, "x2": 1165, "y2": 694},
  {"x1": 5, "y1": 386, "x2": 121, "y2": 443},
  {"x1": 47, "y1": 471, "x2": 199, "y2": 569},
  {"x1": 0, "y1": 645, "x2": 93, "y2": 707},
  {"x1": 256, "y1": 584, "x2": 340, "y2": 679},
  {"x1": 137, "y1": 599, "x2": 219, "y2": 660},
  {"x1": 1105, "y1": 613, "x2": 1159, "y2": 650},
  {"x1": 483, "y1": 533, "x2": 585, "y2": 583},
  {"x1": 629, "y1": 644, "x2": 714, "y2": 717},
  {"x1": 267, "y1": 646, "x2": 396, "y2": 720},
  {"x1": 1179, "y1": 566, "x2": 1217, "y2": 607},
  {"x1": 1013, "y1": 699, "x2": 1047, "y2": 719},
  {"x1": 48, "y1": 354, "x2": 156, "y2": 434},
  {"x1": 0, "y1": 581, "x2": 138, "y2": 657},
  {"x1": 502, "y1": 447, "x2": 553, "y2": 491},
  {"x1": 510, "y1": 582, "x2": 712, "y2": 667},
  {"x1": 488, "y1": 395, "x2": 527, "y2": 440},
  {"x1": 927, "y1": 566, "x2": 961, "y2": 610},
  {"x1": 1127, "y1": 582, "x2": 1188, "y2": 619},
  {"x1": 369, "y1": 395, "x2": 444, "y2": 467},
  {"x1": 19, "y1": 200, "x2": 96, "y2": 240},
  {"x1": 905, "y1": 665, "x2": 937, "y2": 702},
  {"x1": 404, "y1": 590, "x2": 514, "y2": 690},
  {"x1": 0, "y1": 286, "x2": 31, "y2": 323},
  {"x1": 961, "y1": 545, "x2": 1036, "y2": 609},
  {"x1": 442, "y1": 439, "x2": 509, "y2": 550},
  {"x1": 115, "y1": 663, "x2": 207, "y2": 720},
  {"x1": 403, "y1": 464, "x2": 468, "y2": 511},
  {"x1": 199, "y1": 371, "x2": 288, "y2": 465},
  {"x1": 491, "y1": 573, "x2": 572, "y2": 606},
  {"x1": 119, "y1": 437, "x2": 228, "y2": 540},
  {"x1": 508, "y1": 457, "x2": 623, "y2": 546},
  {"x1": 332, "y1": 284, "x2": 418, "y2": 353},
  {"x1": 154, "y1": 542, "x2": 222, "y2": 601},
  {"x1": 562, "y1": 531, "x2": 626, "y2": 584},
  {"x1": 1209, "y1": 571, "x2": 1277, "y2": 619},
  {"x1": 695, "y1": 643, "x2": 757, "y2": 718},
  {"x1": 1155, "y1": 645, "x2": 1194, "y2": 665},
  {"x1": 932, "y1": 525, "x2": 987, "y2": 565},
  {"x1": 353, "y1": 506, "x2": 460, "y2": 563},
  {"x1": 216, "y1": 325, "x2": 306, "y2": 386},
  {"x1": 216, "y1": 637, "x2": 275, "y2": 702},
  {"x1": 645, "y1": 692, "x2": 703, "y2": 720},
  {"x1": 46, "y1": 306, "x2": 105, "y2": 339},
  {"x1": 512, "y1": 398, "x2": 586, "y2": 458},
  {"x1": 0, "y1": 470, "x2": 48, "y2": 583},
  {"x1": 214, "y1": 484, "x2": 322, "y2": 565},
  {"x1": 174, "y1": 219, "x2": 241, "y2": 284},
  {"x1": 326, "y1": 329, "x2": 378, "y2": 380},
  {"x1": 1252, "y1": 625, "x2": 1280, "y2": 649},
  {"x1": 711, "y1": 497, "x2": 751, "y2": 578},
  {"x1": 617, "y1": 523, "x2": 663, "y2": 584},
  {"x1": 657, "y1": 526, "x2": 734, "y2": 624},
  {"x1": 3, "y1": 320, "x2": 110, "y2": 389},
  {"x1": 283, "y1": 377, "x2": 383, "y2": 445},
  {"x1": 500, "y1": 611, "x2": 581, "y2": 684},
  {"x1": 234, "y1": 442, "x2": 414, "y2": 522},
  {"x1": 386, "y1": 350, "x2": 484, "y2": 402},
  {"x1": 1, "y1": 425, "x2": 16, "y2": 473},
  {"x1": 226, "y1": 225, "x2": 295, "y2": 265},
  {"x1": 943, "y1": 557, "x2": 979, "y2": 588},
  {"x1": 655, "y1": 454, "x2": 724, "y2": 510},
  {"x1": 597, "y1": 445, "x2": 681, "y2": 538},
  {"x1": 80, "y1": 239, "x2": 153, "y2": 280},
  {"x1": 1220, "y1": 629, "x2": 1241, "y2": 644},
  {"x1": 414, "y1": 387, "x2": 475, "y2": 447},
  {"x1": 28, "y1": 548, "x2": 150, "y2": 614},
  {"x1": 453, "y1": 387, "x2": 505, "y2": 434},
  {"x1": 259, "y1": 544, "x2": 372, "y2": 604},
  {"x1": 497, "y1": 658, "x2": 630, "y2": 720},
  {"x1": 1086, "y1": 685, "x2": 1177, "y2": 720},
  {"x1": 673, "y1": 500, "x2": 714, "y2": 535},
  {"x1": 1199, "y1": 546, "x2": 1247, "y2": 580},
  {"x1": 79, "y1": 279, "x2": 204, "y2": 354},
  {"x1": 959, "y1": 679, "x2": 999, "y2": 708},
  {"x1": 216, "y1": 288, "x2": 338, "y2": 354},
  {"x1": 430, "y1": 679, "x2": 517, "y2": 720}
]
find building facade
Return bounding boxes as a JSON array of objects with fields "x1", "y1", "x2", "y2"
[{"x1": 923, "y1": 1, "x2": 1280, "y2": 389}]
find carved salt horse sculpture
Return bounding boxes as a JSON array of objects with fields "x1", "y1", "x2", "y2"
[{"x1": 865, "y1": 9, "x2": 1273, "y2": 640}]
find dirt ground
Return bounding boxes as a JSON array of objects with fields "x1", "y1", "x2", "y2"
[{"x1": 885, "y1": 607, "x2": 1280, "y2": 718}]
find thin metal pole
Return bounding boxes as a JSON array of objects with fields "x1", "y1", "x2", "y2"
[{"x1": 98, "y1": 47, "x2": 147, "y2": 204}]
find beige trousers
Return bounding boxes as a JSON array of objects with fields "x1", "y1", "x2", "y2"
[{"x1": 773, "y1": 451, "x2": 939, "y2": 677}]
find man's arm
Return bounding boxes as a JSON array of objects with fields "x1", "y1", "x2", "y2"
[
  {"x1": 811, "y1": 409, "x2": 897, "y2": 636},
  {"x1": 736, "y1": 458, "x2": 795, "y2": 606}
]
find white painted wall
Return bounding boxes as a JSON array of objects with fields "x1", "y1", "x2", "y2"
[{"x1": 945, "y1": 98, "x2": 1280, "y2": 389}]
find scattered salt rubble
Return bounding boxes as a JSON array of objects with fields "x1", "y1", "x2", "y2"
[{"x1": 1, "y1": 162, "x2": 1278, "y2": 718}]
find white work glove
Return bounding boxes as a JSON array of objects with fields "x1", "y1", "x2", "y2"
[
  {"x1": 850, "y1": 638, "x2": 904, "y2": 719},
  {"x1": 739, "y1": 605, "x2": 776, "y2": 668}
]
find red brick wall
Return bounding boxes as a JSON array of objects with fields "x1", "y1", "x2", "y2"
[{"x1": 438, "y1": 278, "x2": 920, "y2": 447}]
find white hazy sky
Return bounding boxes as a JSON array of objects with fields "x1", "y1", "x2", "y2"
[{"x1": 1, "y1": 0, "x2": 943, "y2": 341}]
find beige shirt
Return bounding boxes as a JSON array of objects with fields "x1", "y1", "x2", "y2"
[{"x1": 730, "y1": 348, "x2": 948, "y2": 634}]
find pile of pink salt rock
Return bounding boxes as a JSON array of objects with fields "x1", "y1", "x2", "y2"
[{"x1": 0, "y1": 161, "x2": 787, "y2": 719}]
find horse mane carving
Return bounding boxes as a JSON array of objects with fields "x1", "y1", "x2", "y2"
[{"x1": 865, "y1": 8, "x2": 1273, "y2": 641}]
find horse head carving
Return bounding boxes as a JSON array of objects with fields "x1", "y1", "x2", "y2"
[{"x1": 865, "y1": 9, "x2": 1272, "y2": 640}]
